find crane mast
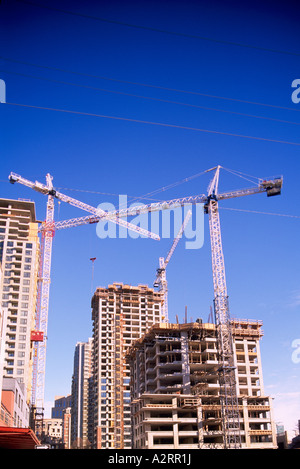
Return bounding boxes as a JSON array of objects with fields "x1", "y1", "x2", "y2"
[
  {"x1": 32, "y1": 175, "x2": 55, "y2": 410},
  {"x1": 154, "y1": 210, "x2": 192, "y2": 322},
  {"x1": 206, "y1": 166, "x2": 241, "y2": 448},
  {"x1": 205, "y1": 166, "x2": 282, "y2": 448}
]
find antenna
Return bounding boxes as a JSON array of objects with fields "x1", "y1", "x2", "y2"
[{"x1": 90, "y1": 257, "x2": 96, "y2": 294}]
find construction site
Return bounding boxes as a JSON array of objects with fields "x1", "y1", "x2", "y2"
[{"x1": 0, "y1": 166, "x2": 284, "y2": 449}]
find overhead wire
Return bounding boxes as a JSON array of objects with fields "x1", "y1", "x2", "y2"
[
  {"x1": 4, "y1": 102, "x2": 300, "y2": 147},
  {"x1": 2, "y1": 5, "x2": 299, "y2": 210},
  {"x1": 220, "y1": 207, "x2": 300, "y2": 219},
  {"x1": 2, "y1": 2, "x2": 299, "y2": 149},
  {"x1": 1, "y1": 56, "x2": 300, "y2": 114},
  {"x1": 221, "y1": 167, "x2": 263, "y2": 186},
  {"x1": 13, "y1": 0, "x2": 300, "y2": 57},
  {"x1": 1, "y1": 68, "x2": 300, "y2": 127}
]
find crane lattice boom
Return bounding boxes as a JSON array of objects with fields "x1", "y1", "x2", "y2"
[{"x1": 47, "y1": 176, "x2": 282, "y2": 232}]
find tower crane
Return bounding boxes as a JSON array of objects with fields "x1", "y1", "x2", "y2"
[
  {"x1": 8, "y1": 172, "x2": 160, "y2": 413},
  {"x1": 52, "y1": 164, "x2": 281, "y2": 448},
  {"x1": 204, "y1": 165, "x2": 282, "y2": 448},
  {"x1": 9, "y1": 167, "x2": 283, "y2": 449},
  {"x1": 153, "y1": 210, "x2": 192, "y2": 322},
  {"x1": 103, "y1": 165, "x2": 281, "y2": 448}
]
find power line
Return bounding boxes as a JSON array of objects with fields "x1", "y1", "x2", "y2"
[
  {"x1": 4, "y1": 101, "x2": 300, "y2": 146},
  {"x1": 1, "y1": 69, "x2": 300, "y2": 127},
  {"x1": 220, "y1": 206, "x2": 300, "y2": 219},
  {"x1": 13, "y1": 0, "x2": 300, "y2": 57},
  {"x1": 1, "y1": 56, "x2": 300, "y2": 114}
]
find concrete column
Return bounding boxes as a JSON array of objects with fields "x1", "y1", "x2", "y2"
[
  {"x1": 197, "y1": 399, "x2": 204, "y2": 448},
  {"x1": 172, "y1": 398, "x2": 179, "y2": 448},
  {"x1": 242, "y1": 398, "x2": 250, "y2": 448},
  {"x1": 181, "y1": 331, "x2": 191, "y2": 394}
]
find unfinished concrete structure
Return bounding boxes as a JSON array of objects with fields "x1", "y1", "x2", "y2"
[
  {"x1": 91, "y1": 283, "x2": 163, "y2": 449},
  {"x1": 127, "y1": 320, "x2": 277, "y2": 449}
]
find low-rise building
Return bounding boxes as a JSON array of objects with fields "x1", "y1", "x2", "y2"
[{"x1": 0, "y1": 377, "x2": 30, "y2": 428}]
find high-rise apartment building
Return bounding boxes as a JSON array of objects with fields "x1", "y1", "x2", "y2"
[
  {"x1": 0, "y1": 199, "x2": 39, "y2": 403},
  {"x1": 127, "y1": 319, "x2": 277, "y2": 449},
  {"x1": 91, "y1": 283, "x2": 163, "y2": 449},
  {"x1": 51, "y1": 394, "x2": 72, "y2": 449},
  {"x1": 51, "y1": 394, "x2": 72, "y2": 419},
  {"x1": 71, "y1": 338, "x2": 93, "y2": 448},
  {"x1": 0, "y1": 259, "x2": 7, "y2": 403}
]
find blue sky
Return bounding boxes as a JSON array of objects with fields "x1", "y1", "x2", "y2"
[{"x1": 1, "y1": 0, "x2": 300, "y2": 437}]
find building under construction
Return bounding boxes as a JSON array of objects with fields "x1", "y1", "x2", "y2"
[
  {"x1": 126, "y1": 320, "x2": 277, "y2": 449},
  {"x1": 91, "y1": 282, "x2": 163, "y2": 449}
]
